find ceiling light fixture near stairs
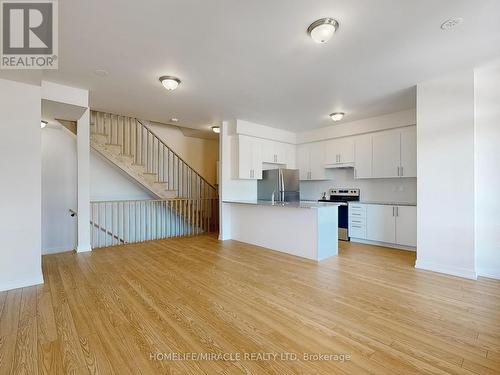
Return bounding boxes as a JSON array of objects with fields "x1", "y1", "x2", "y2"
[
  {"x1": 159, "y1": 76, "x2": 181, "y2": 91},
  {"x1": 307, "y1": 18, "x2": 339, "y2": 43},
  {"x1": 329, "y1": 112, "x2": 345, "y2": 121},
  {"x1": 41, "y1": 120, "x2": 48, "y2": 128}
]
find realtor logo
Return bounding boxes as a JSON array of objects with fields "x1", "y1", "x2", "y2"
[{"x1": 1, "y1": 0, "x2": 58, "y2": 69}]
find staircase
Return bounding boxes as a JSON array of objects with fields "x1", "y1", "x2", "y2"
[
  {"x1": 88, "y1": 110, "x2": 218, "y2": 248},
  {"x1": 90, "y1": 110, "x2": 217, "y2": 199}
]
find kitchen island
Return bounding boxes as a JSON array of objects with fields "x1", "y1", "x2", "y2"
[{"x1": 221, "y1": 200, "x2": 340, "y2": 261}]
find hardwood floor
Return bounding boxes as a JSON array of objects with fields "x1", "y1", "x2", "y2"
[{"x1": 1, "y1": 236, "x2": 499, "y2": 374}]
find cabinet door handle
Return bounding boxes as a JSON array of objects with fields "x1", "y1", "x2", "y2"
[
  {"x1": 396, "y1": 207, "x2": 399, "y2": 216},
  {"x1": 397, "y1": 166, "x2": 400, "y2": 176},
  {"x1": 400, "y1": 166, "x2": 404, "y2": 176},
  {"x1": 392, "y1": 207, "x2": 395, "y2": 216}
]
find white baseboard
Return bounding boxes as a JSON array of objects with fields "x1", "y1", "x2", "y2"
[
  {"x1": 76, "y1": 245, "x2": 92, "y2": 253},
  {"x1": 350, "y1": 238, "x2": 416, "y2": 252},
  {"x1": 42, "y1": 246, "x2": 75, "y2": 255},
  {"x1": 476, "y1": 268, "x2": 500, "y2": 280},
  {"x1": 0, "y1": 274, "x2": 44, "y2": 292},
  {"x1": 415, "y1": 260, "x2": 477, "y2": 280}
]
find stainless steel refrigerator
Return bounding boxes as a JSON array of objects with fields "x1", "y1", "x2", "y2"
[{"x1": 257, "y1": 169, "x2": 300, "y2": 202}]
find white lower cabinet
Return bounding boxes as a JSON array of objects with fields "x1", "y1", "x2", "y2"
[
  {"x1": 366, "y1": 205, "x2": 396, "y2": 243},
  {"x1": 395, "y1": 206, "x2": 417, "y2": 247},
  {"x1": 349, "y1": 203, "x2": 416, "y2": 248}
]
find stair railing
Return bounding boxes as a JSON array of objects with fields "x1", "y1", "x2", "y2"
[
  {"x1": 90, "y1": 111, "x2": 218, "y2": 199},
  {"x1": 90, "y1": 198, "x2": 219, "y2": 249}
]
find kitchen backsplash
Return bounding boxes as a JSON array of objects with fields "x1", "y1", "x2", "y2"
[{"x1": 299, "y1": 169, "x2": 417, "y2": 203}]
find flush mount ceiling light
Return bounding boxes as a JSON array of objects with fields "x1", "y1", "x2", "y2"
[
  {"x1": 441, "y1": 17, "x2": 463, "y2": 30},
  {"x1": 94, "y1": 69, "x2": 109, "y2": 77},
  {"x1": 41, "y1": 120, "x2": 48, "y2": 128},
  {"x1": 159, "y1": 76, "x2": 181, "y2": 91},
  {"x1": 170, "y1": 118, "x2": 179, "y2": 123},
  {"x1": 307, "y1": 18, "x2": 339, "y2": 43},
  {"x1": 329, "y1": 112, "x2": 345, "y2": 122},
  {"x1": 211, "y1": 126, "x2": 220, "y2": 134}
]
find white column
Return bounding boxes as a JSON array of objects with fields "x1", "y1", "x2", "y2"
[
  {"x1": 416, "y1": 70, "x2": 476, "y2": 279},
  {"x1": 77, "y1": 108, "x2": 92, "y2": 252}
]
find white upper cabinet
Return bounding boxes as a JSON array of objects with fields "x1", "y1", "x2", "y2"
[
  {"x1": 325, "y1": 137, "x2": 355, "y2": 165},
  {"x1": 372, "y1": 130, "x2": 401, "y2": 178},
  {"x1": 372, "y1": 126, "x2": 417, "y2": 179},
  {"x1": 231, "y1": 125, "x2": 416, "y2": 181},
  {"x1": 232, "y1": 135, "x2": 262, "y2": 180},
  {"x1": 261, "y1": 139, "x2": 276, "y2": 164},
  {"x1": 297, "y1": 142, "x2": 327, "y2": 180},
  {"x1": 261, "y1": 139, "x2": 295, "y2": 166},
  {"x1": 400, "y1": 127, "x2": 417, "y2": 178},
  {"x1": 297, "y1": 144, "x2": 310, "y2": 180},
  {"x1": 395, "y1": 206, "x2": 417, "y2": 247},
  {"x1": 284, "y1": 143, "x2": 296, "y2": 169},
  {"x1": 354, "y1": 134, "x2": 373, "y2": 179}
]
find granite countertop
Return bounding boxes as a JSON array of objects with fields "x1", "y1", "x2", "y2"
[
  {"x1": 350, "y1": 201, "x2": 417, "y2": 207},
  {"x1": 223, "y1": 200, "x2": 342, "y2": 209}
]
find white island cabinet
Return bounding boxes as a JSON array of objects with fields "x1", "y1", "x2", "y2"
[{"x1": 222, "y1": 201, "x2": 340, "y2": 261}]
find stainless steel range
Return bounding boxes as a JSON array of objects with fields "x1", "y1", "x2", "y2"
[{"x1": 319, "y1": 188, "x2": 360, "y2": 241}]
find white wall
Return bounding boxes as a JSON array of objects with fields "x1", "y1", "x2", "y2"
[
  {"x1": 475, "y1": 59, "x2": 500, "y2": 279},
  {"x1": 148, "y1": 122, "x2": 219, "y2": 185},
  {"x1": 297, "y1": 109, "x2": 416, "y2": 144},
  {"x1": 416, "y1": 70, "x2": 476, "y2": 279},
  {"x1": 300, "y1": 170, "x2": 416, "y2": 203},
  {"x1": 219, "y1": 120, "x2": 258, "y2": 240},
  {"x1": 41, "y1": 126, "x2": 77, "y2": 254},
  {"x1": 0, "y1": 79, "x2": 43, "y2": 291},
  {"x1": 90, "y1": 152, "x2": 153, "y2": 201},
  {"x1": 41, "y1": 124, "x2": 153, "y2": 254}
]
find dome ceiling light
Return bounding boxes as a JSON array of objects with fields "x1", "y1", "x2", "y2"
[
  {"x1": 41, "y1": 120, "x2": 48, "y2": 128},
  {"x1": 159, "y1": 76, "x2": 181, "y2": 91},
  {"x1": 307, "y1": 18, "x2": 339, "y2": 43},
  {"x1": 441, "y1": 18, "x2": 463, "y2": 30},
  {"x1": 211, "y1": 126, "x2": 220, "y2": 134},
  {"x1": 329, "y1": 112, "x2": 345, "y2": 122}
]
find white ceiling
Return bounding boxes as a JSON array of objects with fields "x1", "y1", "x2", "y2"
[{"x1": 3, "y1": 0, "x2": 500, "y2": 132}]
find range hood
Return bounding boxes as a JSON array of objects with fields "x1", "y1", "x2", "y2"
[{"x1": 324, "y1": 162, "x2": 355, "y2": 169}]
